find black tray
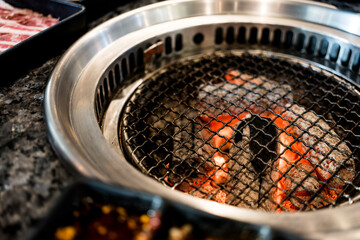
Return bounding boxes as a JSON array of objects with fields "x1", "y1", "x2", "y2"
[
  {"x1": 0, "y1": 0, "x2": 86, "y2": 87},
  {"x1": 67, "y1": 0, "x2": 133, "y2": 22},
  {"x1": 27, "y1": 179, "x2": 304, "y2": 240}
]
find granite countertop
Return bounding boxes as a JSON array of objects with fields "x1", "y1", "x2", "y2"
[
  {"x1": 0, "y1": 1, "x2": 160, "y2": 239},
  {"x1": 0, "y1": 1, "x2": 359, "y2": 240}
]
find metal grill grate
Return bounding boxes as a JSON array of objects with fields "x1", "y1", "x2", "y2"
[{"x1": 120, "y1": 52, "x2": 360, "y2": 212}]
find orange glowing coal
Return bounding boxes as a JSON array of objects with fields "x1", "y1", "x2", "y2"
[{"x1": 166, "y1": 70, "x2": 347, "y2": 212}]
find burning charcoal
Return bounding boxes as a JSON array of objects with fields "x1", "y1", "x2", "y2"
[
  {"x1": 136, "y1": 90, "x2": 201, "y2": 178},
  {"x1": 167, "y1": 68, "x2": 355, "y2": 212},
  {"x1": 225, "y1": 70, "x2": 293, "y2": 105},
  {"x1": 198, "y1": 72, "x2": 293, "y2": 117},
  {"x1": 173, "y1": 109, "x2": 201, "y2": 163},
  {"x1": 194, "y1": 72, "x2": 293, "y2": 209},
  {"x1": 271, "y1": 160, "x2": 321, "y2": 210},
  {"x1": 173, "y1": 159, "x2": 228, "y2": 204},
  {"x1": 269, "y1": 104, "x2": 355, "y2": 211},
  {"x1": 287, "y1": 104, "x2": 355, "y2": 188},
  {"x1": 196, "y1": 72, "x2": 292, "y2": 183},
  {"x1": 166, "y1": 155, "x2": 228, "y2": 205},
  {"x1": 166, "y1": 157, "x2": 206, "y2": 185},
  {"x1": 226, "y1": 149, "x2": 261, "y2": 208},
  {"x1": 227, "y1": 116, "x2": 278, "y2": 210},
  {"x1": 282, "y1": 105, "x2": 354, "y2": 209},
  {"x1": 197, "y1": 121, "x2": 218, "y2": 160}
]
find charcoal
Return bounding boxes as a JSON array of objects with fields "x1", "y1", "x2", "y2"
[
  {"x1": 198, "y1": 75, "x2": 293, "y2": 116},
  {"x1": 195, "y1": 72, "x2": 355, "y2": 211},
  {"x1": 284, "y1": 105, "x2": 355, "y2": 190},
  {"x1": 173, "y1": 107, "x2": 200, "y2": 163},
  {"x1": 173, "y1": 159, "x2": 229, "y2": 204},
  {"x1": 227, "y1": 116, "x2": 278, "y2": 210},
  {"x1": 120, "y1": 51, "x2": 360, "y2": 212}
]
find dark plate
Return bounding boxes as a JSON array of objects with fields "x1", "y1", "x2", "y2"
[
  {"x1": 0, "y1": 0, "x2": 86, "y2": 87},
  {"x1": 27, "y1": 179, "x2": 165, "y2": 240},
  {"x1": 27, "y1": 179, "x2": 304, "y2": 240}
]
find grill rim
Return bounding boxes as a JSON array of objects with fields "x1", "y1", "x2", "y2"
[{"x1": 44, "y1": 0, "x2": 360, "y2": 239}]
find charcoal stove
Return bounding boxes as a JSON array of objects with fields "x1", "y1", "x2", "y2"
[{"x1": 45, "y1": 0, "x2": 360, "y2": 239}]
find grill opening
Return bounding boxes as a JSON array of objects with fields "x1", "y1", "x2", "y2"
[{"x1": 120, "y1": 52, "x2": 360, "y2": 212}]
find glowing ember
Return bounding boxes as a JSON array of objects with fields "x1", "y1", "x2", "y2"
[{"x1": 166, "y1": 70, "x2": 355, "y2": 212}]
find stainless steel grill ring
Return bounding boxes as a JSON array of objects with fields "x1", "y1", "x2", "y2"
[{"x1": 45, "y1": 1, "x2": 360, "y2": 239}]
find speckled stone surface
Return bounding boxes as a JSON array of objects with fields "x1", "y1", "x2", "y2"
[
  {"x1": 0, "y1": 57, "x2": 73, "y2": 240},
  {"x1": 0, "y1": 1, "x2": 161, "y2": 240},
  {"x1": 0, "y1": 1, "x2": 359, "y2": 240}
]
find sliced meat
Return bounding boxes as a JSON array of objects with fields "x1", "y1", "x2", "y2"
[{"x1": 0, "y1": 0, "x2": 59, "y2": 52}]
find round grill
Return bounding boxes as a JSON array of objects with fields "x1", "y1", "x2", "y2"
[
  {"x1": 45, "y1": 0, "x2": 360, "y2": 238},
  {"x1": 121, "y1": 52, "x2": 360, "y2": 212}
]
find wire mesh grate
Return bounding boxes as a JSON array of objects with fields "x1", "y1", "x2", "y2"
[{"x1": 120, "y1": 52, "x2": 360, "y2": 212}]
